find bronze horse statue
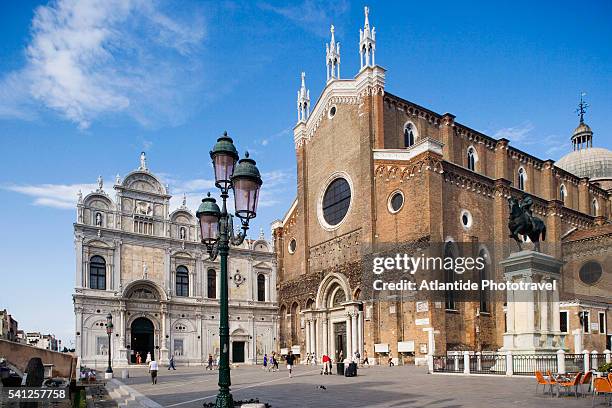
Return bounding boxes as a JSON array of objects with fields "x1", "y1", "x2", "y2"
[{"x1": 508, "y1": 195, "x2": 546, "y2": 252}]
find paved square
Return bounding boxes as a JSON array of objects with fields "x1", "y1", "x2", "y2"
[{"x1": 117, "y1": 364, "x2": 601, "y2": 408}]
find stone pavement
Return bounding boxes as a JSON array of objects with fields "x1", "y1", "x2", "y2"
[{"x1": 115, "y1": 364, "x2": 602, "y2": 408}]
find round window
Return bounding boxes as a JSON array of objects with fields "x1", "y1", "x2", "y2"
[
  {"x1": 288, "y1": 238, "x2": 297, "y2": 254},
  {"x1": 460, "y1": 210, "x2": 473, "y2": 229},
  {"x1": 388, "y1": 191, "x2": 404, "y2": 213},
  {"x1": 579, "y1": 261, "x2": 603, "y2": 285},
  {"x1": 328, "y1": 105, "x2": 337, "y2": 118},
  {"x1": 322, "y1": 177, "x2": 351, "y2": 226}
]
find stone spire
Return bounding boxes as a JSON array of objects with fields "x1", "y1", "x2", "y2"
[
  {"x1": 297, "y1": 72, "x2": 310, "y2": 123},
  {"x1": 359, "y1": 6, "x2": 376, "y2": 69},
  {"x1": 326, "y1": 25, "x2": 341, "y2": 81}
]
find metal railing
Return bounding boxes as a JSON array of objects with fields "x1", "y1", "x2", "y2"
[
  {"x1": 512, "y1": 354, "x2": 558, "y2": 376},
  {"x1": 432, "y1": 355, "x2": 464, "y2": 373},
  {"x1": 564, "y1": 354, "x2": 584, "y2": 373},
  {"x1": 469, "y1": 353, "x2": 506, "y2": 375},
  {"x1": 591, "y1": 354, "x2": 606, "y2": 370}
]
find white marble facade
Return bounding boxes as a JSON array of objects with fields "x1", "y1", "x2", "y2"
[{"x1": 73, "y1": 154, "x2": 278, "y2": 368}]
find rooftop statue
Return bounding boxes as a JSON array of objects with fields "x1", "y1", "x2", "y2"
[{"x1": 508, "y1": 194, "x2": 546, "y2": 252}]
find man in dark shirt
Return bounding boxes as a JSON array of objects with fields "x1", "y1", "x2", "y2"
[{"x1": 286, "y1": 351, "x2": 296, "y2": 378}]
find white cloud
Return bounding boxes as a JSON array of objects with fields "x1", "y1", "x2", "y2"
[
  {"x1": 4, "y1": 182, "x2": 96, "y2": 209},
  {"x1": 3, "y1": 168, "x2": 294, "y2": 213},
  {"x1": 258, "y1": 0, "x2": 349, "y2": 37},
  {"x1": 492, "y1": 122, "x2": 534, "y2": 143},
  {"x1": 0, "y1": 0, "x2": 206, "y2": 128}
]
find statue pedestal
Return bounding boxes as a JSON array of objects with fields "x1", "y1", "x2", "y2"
[{"x1": 499, "y1": 250, "x2": 564, "y2": 354}]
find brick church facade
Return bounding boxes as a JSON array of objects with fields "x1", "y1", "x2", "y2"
[{"x1": 272, "y1": 7, "x2": 611, "y2": 364}]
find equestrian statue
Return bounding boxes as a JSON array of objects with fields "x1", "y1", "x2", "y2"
[{"x1": 507, "y1": 193, "x2": 546, "y2": 252}]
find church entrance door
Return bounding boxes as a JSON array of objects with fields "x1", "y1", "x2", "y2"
[
  {"x1": 333, "y1": 322, "x2": 346, "y2": 361},
  {"x1": 232, "y1": 341, "x2": 245, "y2": 363},
  {"x1": 131, "y1": 317, "x2": 154, "y2": 364}
]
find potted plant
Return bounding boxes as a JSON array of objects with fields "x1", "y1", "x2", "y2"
[{"x1": 597, "y1": 362, "x2": 612, "y2": 376}]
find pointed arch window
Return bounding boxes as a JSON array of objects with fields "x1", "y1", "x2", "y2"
[
  {"x1": 467, "y1": 147, "x2": 476, "y2": 171},
  {"x1": 478, "y1": 249, "x2": 490, "y2": 313},
  {"x1": 207, "y1": 269, "x2": 216, "y2": 299},
  {"x1": 404, "y1": 123, "x2": 416, "y2": 147},
  {"x1": 175, "y1": 266, "x2": 189, "y2": 297},
  {"x1": 518, "y1": 168, "x2": 526, "y2": 191},
  {"x1": 560, "y1": 185, "x2": 567, "y2": 204},
  {"x1": 257, "y1": 274, "x2": 266, "y2": 302},
  {"x1": 592, "y1": 199, "x2": 599, "y2": 216},
  {"x1": 89, "y1": 256, "x2": 106, "y2": 290}
]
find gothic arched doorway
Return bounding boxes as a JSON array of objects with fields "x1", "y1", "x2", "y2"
[{"x1": 131, "y1": 317, "x2": 154, "y2": 364}]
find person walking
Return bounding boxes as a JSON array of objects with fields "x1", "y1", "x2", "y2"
[
  {"x1": 148, "y1": 359, "x2": 159, "y2": 384},
  {"x1": 206, "y1": 354, "x2": 214, "y2": 371},
  {"x1": 145, "y1": 352, "x2": 152, "y2": 364},
  {"x1": 286, "y1": 351, "x2": 296, "y2": 378},
  {"x1": 354, "y1": 350, "x2": 360, "y2": 365},
  {"x1": 168, "y1": 355, "x2": 176, "y2": 370},
  {"x1": 263, "y1": 354, "x2": 268, "y2": 371},
  {"x1": 136, "y1": 352, "x2": 142, "y2": 365},
  {"x1": 363, "y1": 350, "x2": 370, "y2": 365}
]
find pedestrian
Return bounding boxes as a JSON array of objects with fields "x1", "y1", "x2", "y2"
[
  {"x1": 136, "y1": 352, "x2": 142, "y2": 364},
  {"x1": 363, "y1": 350, "x2": 369, "y2": 365},
  {"x1": 145, "y1": 352, "x2": 152, "y2": 364},
  {"x1": 388, "y1": 356, "x2": 395, "y2": 367},
  {"x1": 263, "y1": 354, "x2": 268, "y2": 370},
  {"x1": 148, "y1": 359, "x2": 159, "y2": 384},
  {"x1": 168, "y1": 355, "x2": 176, "y2": 370},
  {"x1": 206, "y1": 354, "x2": 213, "y2": 371},
  {"x1": 354, "y1": 350, "x2": 360, "y2": 365},
  {"x1": 321, "y1": 354, "x2": 331, "y2": 375},
  {"x1": 215, "y1": 355, "x2": 220, "y2": 369},
  {"x1": 286, "y1": 350, "x2": 296, "y2": 378}
]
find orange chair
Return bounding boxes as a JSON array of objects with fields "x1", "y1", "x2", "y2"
[
  {"x1": 535, "y1": 371, "x2": 553, "y2": 396},
  {"x1": 547, "y1": 370, "x2": 559, "y2": 392},
  {"x1": 591, "y1": 377, "x2": 612, "y2": 407},
  {"x1": 581, "y1": 371, "x2": 593, "y2": 396},
  {"x1": 557, "y1": 372, "x2": 582, "y2": 398}
]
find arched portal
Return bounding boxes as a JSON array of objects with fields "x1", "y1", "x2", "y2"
[{"x1": 130, "y1": 317, "x2": 154, "y2": 364}]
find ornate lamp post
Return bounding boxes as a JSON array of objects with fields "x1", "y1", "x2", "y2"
[
  {"x1": 196, "y1": 132, "x2": 262, "y2": 408},
  {"x1": 105, "y1": 313, "x2": 114, "y2": 378}
]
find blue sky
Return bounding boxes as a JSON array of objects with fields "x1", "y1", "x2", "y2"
[{"x1": 0, "y1": 0, "x2": 610, "y2": 346}]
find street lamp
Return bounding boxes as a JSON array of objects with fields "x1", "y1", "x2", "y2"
[
  {"x1": 196, "y1": 131, "x2": 262, "y2": 408},
  {"x1": 105, "y1": 313, "x2": 114, "y2": 378}
]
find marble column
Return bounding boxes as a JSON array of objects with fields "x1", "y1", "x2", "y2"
[
  {"x1": 310, "y1": 318, "x2": 316, "y2": 358},
  {"x1": 351, "y1": 312, "x2": 358, "y2": 359},
  {"x1": 305, "y1": 319, "x2": 311, "y2": 354},
  {"x1": 357, "y1": 311, "x2": 363, "y2": 356},
  {"x1": 322, "y1": 318, "x2": 329, "y2": 356},
  {"x1": 75, "y1": 307, "x2": 83, "y2": 358},
  {"x1": 75, "y1": 237, "x2": 83, "y2": 288},
  {"x1": 346, "y1": 314, "x2": 352, "y2": 360}
]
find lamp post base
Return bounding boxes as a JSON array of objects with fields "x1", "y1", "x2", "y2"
[
  {"x1": 104, "y1": 372, "x2": 113, "y2": 380},
  {"x1": 214, "y1": 392, "x2": 234, "y2": 408}
]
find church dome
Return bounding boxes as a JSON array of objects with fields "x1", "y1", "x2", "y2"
[{"x1": 555, "y1": 147, "x2": 612, "y2": 181}]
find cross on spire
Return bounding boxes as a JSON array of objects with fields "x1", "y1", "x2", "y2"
[{"x1": 577, "y1": 92, "x2": 588, "y2": 124}]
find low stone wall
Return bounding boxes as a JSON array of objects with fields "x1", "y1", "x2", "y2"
[{"x1": 0, "y1": 339, "x2": 77, "y2": 380}]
